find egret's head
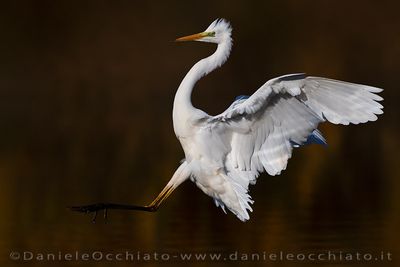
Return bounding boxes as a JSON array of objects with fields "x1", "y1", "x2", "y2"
[{"x1": 175, "y1": 18, "x2": 232, "y2": 44}]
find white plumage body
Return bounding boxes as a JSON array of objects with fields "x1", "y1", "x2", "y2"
[{"x1": 169, "y1": 19, "x2": 383, "y2": 221}]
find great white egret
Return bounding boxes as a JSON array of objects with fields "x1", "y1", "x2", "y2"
[{"x1": 71, "y1": 19, "x2": 383, "y2": 222}]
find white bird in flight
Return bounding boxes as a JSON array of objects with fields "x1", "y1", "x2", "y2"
[{"x1": 71, "y1": 19, "x2": 383, "y2": 222}]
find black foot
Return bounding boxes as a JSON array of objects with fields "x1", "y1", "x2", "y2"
[
  {"x1": 68, "y1": 202, "x2": 154, "y2": 222},
  {"x1": 69, "y1": 203, "x2": 109, "y2": 213},
  {"x1": 69, "y1": 203, "x2": 109, "y2": 223}
]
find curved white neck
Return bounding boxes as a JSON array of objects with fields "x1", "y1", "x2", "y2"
[{"x1": 173, "y1": 39, "x2": 232, "y2": 116}]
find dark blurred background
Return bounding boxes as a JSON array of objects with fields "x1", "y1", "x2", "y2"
[{"x1": 0, "y1": 1, "x2": 399, "y2": 266}]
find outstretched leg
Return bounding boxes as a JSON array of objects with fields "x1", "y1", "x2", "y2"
[
  {"x1": 69, "y1": 161, "x2": 190, "y2": 221},
  {"x1": 69, "y1": 183, "x2": 175, "y2": 213}
]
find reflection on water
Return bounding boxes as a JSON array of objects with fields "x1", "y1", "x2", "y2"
[
  {"x1": 1, "y1": 155, "x2": 398, "y2": 266},
  {"x1": 1, "y1": 1, "x2": 399, "y2": 266}
]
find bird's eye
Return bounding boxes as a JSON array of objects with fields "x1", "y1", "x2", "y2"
[{"x1": 207, "y1": 31, "x2": 216, "y2": 37}]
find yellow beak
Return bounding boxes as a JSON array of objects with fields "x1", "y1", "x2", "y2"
[{"x1": 175, "y1": 32, "x2": 207, "y2": 42}]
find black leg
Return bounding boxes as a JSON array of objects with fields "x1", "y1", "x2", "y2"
[{"x1": 69, "y1": 185, "x2": 175, "y2": 222}]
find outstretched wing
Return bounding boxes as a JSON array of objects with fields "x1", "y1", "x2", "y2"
[
  {"x1": 209, "y1": 73, "x2": 383, "y2": 181},
  {"x1": 203, "y1": 73, "x2": 383, "y2": 221}
]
